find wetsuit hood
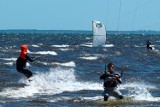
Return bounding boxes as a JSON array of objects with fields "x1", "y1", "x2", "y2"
[{"x1": 20, "y1": 45, "x2": 28, "y2": 59}]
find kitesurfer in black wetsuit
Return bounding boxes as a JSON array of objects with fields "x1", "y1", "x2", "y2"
[
  {"x1": 100, "y1": 63, "x2": 123, "y2": 101},
  {"x1": 16, "y1": 45, "x2": 40, "y2": 80},
  {"x1": 146, "y1": 40, "x2": 152, "y2": 51}
]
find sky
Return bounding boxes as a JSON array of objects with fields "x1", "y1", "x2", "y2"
[{"x1": 0, "y1": 0, "x2": 160, "y2": 31}]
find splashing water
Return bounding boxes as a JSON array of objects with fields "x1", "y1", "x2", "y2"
[
  {"x1": 0, "y1": 67, "x2": 102, "y2": 98},
  {"x1": 121, "y1": 82, "x2": 159, "y2": 101}
]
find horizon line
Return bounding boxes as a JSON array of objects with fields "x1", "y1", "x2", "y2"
[{"x1": 0, "y1": 29, "x2": 160, "y2": 32}]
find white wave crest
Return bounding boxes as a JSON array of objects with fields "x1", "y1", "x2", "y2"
[
  {"x1": 0, "y1": 57, "x2": 17, "y2": 61},
  {"x1": 4, "y1": 62, "x2": 14, "y2": 66},
  {"x1": 79, "y1": 56, "x2": 98, "y2": 60},
  {"x1": 59, "y1": 48, "x2": 69, "y2": 51},
  {"x1": 52, "y1": 61, "x2": 76, "y2": 67},
  {"x1": 121, "y1": 82, "x2": 159, "y2": 101},
  {"x1": 104, "y1": 44, "x2": 114, "y2": 47},
  {"x1": 0, "y1": 67, "x2": 102, "y2": 98},
  {"x1": 51, "y1": 45, "x2": 69, "y2": 48},
  {"x1": 30, "y1": 51, "x2": 57, "y2": 55},
  {"x1": 31, "y1": 45, "x2": 39, "y2": 47}
]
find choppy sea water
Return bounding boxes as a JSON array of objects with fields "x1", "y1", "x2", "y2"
[{"x1": 0, "y1": 31, "x2": 160, "y2": 107}]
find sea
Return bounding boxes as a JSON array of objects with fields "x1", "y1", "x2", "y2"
[{"x1": 0, "y1": 30, "x2": 160, "y2": 107}]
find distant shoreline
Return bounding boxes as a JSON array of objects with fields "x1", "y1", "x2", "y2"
[{"x1": 0, "y1": 29, "x2": 160, "y2": 34}]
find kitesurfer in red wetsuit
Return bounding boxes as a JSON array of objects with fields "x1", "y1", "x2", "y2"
[{"x1": 16, "y1": 45, "x2": 40, "y2": 80}]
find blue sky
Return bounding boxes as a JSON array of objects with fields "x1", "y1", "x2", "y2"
[{"x1": 0, "y1": 0, "x2": 160, "y2": 31}]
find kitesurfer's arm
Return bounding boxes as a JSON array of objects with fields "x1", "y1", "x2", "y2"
[
  {"x1": 100, "y1": 72, "x2": 111, "y2": 80},
  {"x1": 100, "y1": 73, "x2": 106, "y2": 80},
  {"x1": 31, "y1": 56, "x2": 41, "y2": 60},
  {"x1": 117, "y1": 77, "x2": 122, "y2": 84},
  {"x1": 115, "y1": 74, "x2": 122, "y2": 84},
  {"x1": 26, "y1": 54, "x2": 41, "y2": 62}
]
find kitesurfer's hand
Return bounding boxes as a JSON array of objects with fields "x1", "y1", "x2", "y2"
[
  {"x1": 35, "y1": 56, "x2": 41, "y2": 59},
  {"x1": 121, "y1": 66, "x2": 125, "y2": 72},
  {"x1": 115, "y1": 74, "x2": 120, "y2": 78}
]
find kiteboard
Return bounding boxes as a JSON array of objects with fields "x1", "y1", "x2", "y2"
[{"x1": 95, "y1": 97, "x2": 142, "y2": 106}]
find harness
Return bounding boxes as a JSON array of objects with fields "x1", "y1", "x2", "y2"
[{"x1": 103, "y1": 72, "x2": 119, "y2": 87}]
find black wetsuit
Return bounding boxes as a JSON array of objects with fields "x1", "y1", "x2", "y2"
[
  {"x1": 16, "y1": 54, "x2": 36, "y2": 78},
  {"x1": 100, "y1": 72, "x2": 122, "y2": 87},
  {"x1": 147, "y1": 41, "x2": 152, "y2": 50},
  {"x1": 100, "y1": 72, "x2": 123, "y2": 101}
]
